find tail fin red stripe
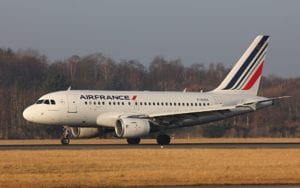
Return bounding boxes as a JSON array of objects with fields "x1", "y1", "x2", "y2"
[{"x1": 243, "y1": 61, "x2": 264, "y2": 90}]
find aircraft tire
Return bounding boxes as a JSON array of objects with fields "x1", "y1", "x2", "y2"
[
  {"x1": 156, "y1": 134, "x2": 171, "y2": 145},
  {"x1": 127, "y1": 138, "x2": 141, "y2": 145},
  {"x1": 61, "y1": 138, "x2": 70, "y2": 145}
]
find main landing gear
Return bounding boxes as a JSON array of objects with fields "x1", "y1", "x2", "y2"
[
  {"x1": 126, "y1": 138, "x2": 141, "y2": 145},
  {"x1": 126, "y1": 134, "x2": 171, "y2": 145},
  {"x1": 61, "y1": 126, "x2": 71, "y2": 145},
  {"x1": 156, "y1": 134, "x2": 171, "y2": 145}
]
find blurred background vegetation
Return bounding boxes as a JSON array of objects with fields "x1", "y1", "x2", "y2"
[{"x1": 0, "y1": 48, "x2": 299, "y2": 139}]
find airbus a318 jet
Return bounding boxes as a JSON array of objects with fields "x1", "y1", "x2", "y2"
[{"x1": 23, "y1": 35, "x2": 288, "y2": 145}]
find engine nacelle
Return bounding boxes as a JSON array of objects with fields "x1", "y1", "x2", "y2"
[
  {"x1": 70, "y1": 127, "x2": 101, "y2": 138},
  {"x1": 96, "y1": 112, "x2": 123, "y2": 127},
  {"x1": 115, "y1": 118, "x2": 151, "y2": 138}
]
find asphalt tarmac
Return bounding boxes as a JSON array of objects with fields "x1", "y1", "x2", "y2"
[{"x1": 0, "y1": 142, "x2": 299, "y2": 150}]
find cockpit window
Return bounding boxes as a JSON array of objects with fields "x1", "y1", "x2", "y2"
[
  {"x1": 44, "y1": 100, "x2": 50, "y2": 105},
  {"x1": 50, "y1": 100, "x2": 56, "y2": 105},
  {"x1": 36, "y1": 99, "x2": 56, "y2": 105},
  {"x1": 36, "y1": 100, "x2": 44, "y2": 104}
]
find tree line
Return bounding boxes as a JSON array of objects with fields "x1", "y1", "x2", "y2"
[{"x1": 0, "y1": 48, "x2": 299, "y2": 139}]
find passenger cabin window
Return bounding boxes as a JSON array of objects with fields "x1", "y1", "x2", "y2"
[
  {"x1": 44, "y1": 100, "x2": 50, "y2": 105},
  {"x1": 50, "y1": 100, "x2": 56, "y2": 105}
]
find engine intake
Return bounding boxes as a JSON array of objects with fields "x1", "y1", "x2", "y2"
[{"x1": 115, "y1": 118, "x2": 151, "y2": 138}]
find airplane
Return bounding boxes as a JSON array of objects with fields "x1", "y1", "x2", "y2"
[{"x1": 23, "y1": 35, "x2": 288, "y2": 145}]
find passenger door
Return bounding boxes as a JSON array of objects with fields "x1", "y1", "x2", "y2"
[
  {"x1": 214, "y1": 96, "x2": 223, "y2": 106},
  {"x1": 67, "y1": 94, "x2": 77, "y2": 113}
]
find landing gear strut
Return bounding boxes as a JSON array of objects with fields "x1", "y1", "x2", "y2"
[
  {"x1": 61, "y1": 126, "x2": 71, "y2": 145},
  {"x1": 156, "y1": 134, "x2": 171, "y2": 145},
  {"x1": 127, "y1": 138, "x2": 141, "y2": 145}
]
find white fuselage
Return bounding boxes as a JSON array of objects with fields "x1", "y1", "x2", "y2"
[{"x1": 23, "y1": 90, "x2": 270, "y2": 129}]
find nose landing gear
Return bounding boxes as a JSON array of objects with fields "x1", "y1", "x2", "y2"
[{"x1": 61, "y1": 126, "x2": 71, "y2": 145}]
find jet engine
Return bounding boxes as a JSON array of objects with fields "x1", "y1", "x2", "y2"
[
  {"x1": 115, "y1": 118, "x2": 151, "y2": 138},
  {"x1": 70, "y1": 127, "x2": 101, "y2": 138}
]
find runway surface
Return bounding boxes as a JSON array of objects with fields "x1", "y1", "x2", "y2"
[
  {"x1": 158, "y1": 186, "x2": 300, "y2": 188},
  {"x1": 0, "y1": 142, "x2": 299, "y2": 150},
  {"x1": 154, "y1": 185, "x2": 300, "y2": 188}
]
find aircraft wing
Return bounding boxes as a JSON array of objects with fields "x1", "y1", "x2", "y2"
[
  {"x1": 128, "y1": 96, "x2": 289, "y2": 129},
  {"x1": 119, "y1": 96, "x2": 290, "y2": 129},
  {"x1": 147, "y1": 105, "x2": 236, "y2": 118}
]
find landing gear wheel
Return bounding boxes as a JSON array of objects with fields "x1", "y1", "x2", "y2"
[
  {"x1": 61, "y1": 126, "x2": 71, "y2": 145},
  {"x1": 61, "y1": 138, "x2": 70, "y2": 145},
  {"x1": 156, "y1": 134, "x2": 171, "y2": 145},
  {"x1": 127, "y1": 138, "x2": 141, "y2": 145}
]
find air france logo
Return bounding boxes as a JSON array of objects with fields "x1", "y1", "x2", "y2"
[{"x1": 80, "y1": 95, "x2": 137, "y2": 101}]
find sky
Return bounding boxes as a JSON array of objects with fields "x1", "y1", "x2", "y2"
[{"x1": 0, "y1": 0, "x2": 299, "y2": 77}]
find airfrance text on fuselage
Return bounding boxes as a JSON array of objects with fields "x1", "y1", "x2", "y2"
[{"x1": 80, "y1": 95, "x2": 133, "y2": 100}]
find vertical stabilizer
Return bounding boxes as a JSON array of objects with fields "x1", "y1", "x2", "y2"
[{"x1": 213, "y1": 35, "x2": 269, "y2": 95}]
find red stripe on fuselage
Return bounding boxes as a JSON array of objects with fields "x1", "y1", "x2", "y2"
[{"x1": 243, "y1": 61, "x2": 264, "y2": 90}]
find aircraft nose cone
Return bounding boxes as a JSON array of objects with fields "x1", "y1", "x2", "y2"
[{"x1": 23, "y1": 106, "x2": 33, "y2": 122}]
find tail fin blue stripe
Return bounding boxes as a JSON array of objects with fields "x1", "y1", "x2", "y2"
[
  {"x1": 232, "y1": 43, "x2": 268, "y2": 90},
  {"x1": 223, "y1": 36, "x2": 269, "y2": 90}
]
